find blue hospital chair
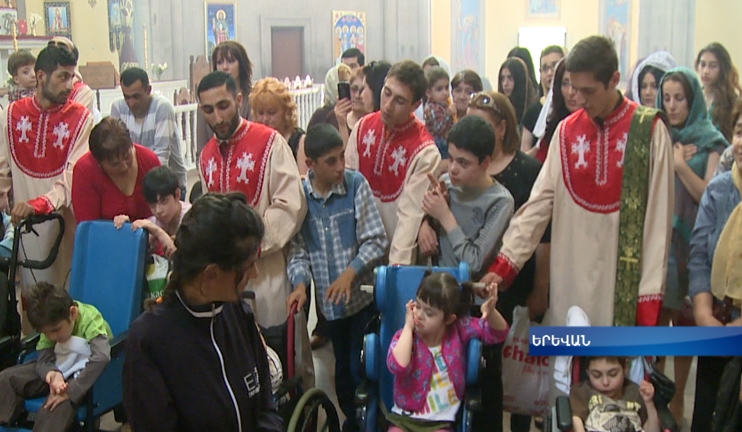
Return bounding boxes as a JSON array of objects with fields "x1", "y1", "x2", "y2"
[
  {"x1": 0, "y1": 221, "x2": 147, "y2": 432},
  {"x1": 355, "y1": 264, "x2": 482, "y2": 432}
]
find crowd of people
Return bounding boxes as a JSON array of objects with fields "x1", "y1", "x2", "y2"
[{"x1": 0, "y1": 31, "x2": 739, "y2": 432}]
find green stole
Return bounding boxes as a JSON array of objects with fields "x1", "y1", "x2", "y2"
[{"x1": 613, "y1": 105, "x2": 659, "y2": 326}]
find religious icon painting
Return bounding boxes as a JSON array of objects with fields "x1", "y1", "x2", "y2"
[
  {"x1": 0, "y1": 8, "x2": 18, "y2": 36},
  {"x1": 332, "y1": 11, "x2": 365, "y2": 64},
  {"x1": 525, "y1": 0, "x2": 560, "y2": 19},
  {"x1": 108, "y1": 0, "x2": 124, "y2": 51},
  {"x1": 205, "y1": 1, "x2": 236, "y2": 58},
  {"x1": 44, "y1": 2, "x2": 71, "y2": 39},
  {"x1": 600, "y1": 0, "x2": 631, "y2": 81},
  {"x1": 451, "y1": 0, "x2": 484, "y2": 74}
]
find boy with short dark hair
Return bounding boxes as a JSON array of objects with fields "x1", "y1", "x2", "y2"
[
  {"x1": 287, "y1": 123, "x2": 388, "y2": 432},
  {"x1": 7, "y1": 50, "x2": 36, "y2": 103},
  {"x1": 570, "y1": 356, "x2": 660, "y2": 432},
  {"x1": 422, "y1": 115, "x2": 514, "y2": 278},
  {"x1": 0, "y1": 282, "x2": 112, "y2": 431},
  {"x1": 424, "y1": 66, "x2": 454, "y2": 160},
  {"x1": 127, "y1": 166, "x2": 190, "y2": 257}
]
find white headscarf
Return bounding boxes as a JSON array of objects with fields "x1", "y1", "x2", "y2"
[
  {"x1": 532, "y1": 58, "x2": 564, "y2": 139},
  {"x1": 628, "y1": 51, "x2": 677, "y2": 104},
  {"x1": 323, "y1": 65, "x2": 340, "y2": 106}
]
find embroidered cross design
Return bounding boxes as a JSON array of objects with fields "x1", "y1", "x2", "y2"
[
  {"x1": 362, "y1": 129, "x2": 376, "y2": 158},
  {"x1": 388, "y1": 146, "x2": 407, "y2": 176},
  {"x1": 16, "y1": 116, "x2": 31, "y2": 143},
  {"x1": 236, "y1": 152, "x2": 255, "y2": 185},
  {"x1": 52, "y1": 122, "x2": 70, "y2": 149},
  {"x1": 571, "y1": 134, "x2": 590, "y2": 169},
  {"x1": 206, "y1": 157, "x2": 217, "y2": 188},
  {"x1": 616, "y1": 132, "x2": 628, "y2": 168}
]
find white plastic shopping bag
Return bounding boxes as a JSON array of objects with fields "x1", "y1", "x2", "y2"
[{"x1": 502, "y1": 306, "x2": 550, "y2": 416}]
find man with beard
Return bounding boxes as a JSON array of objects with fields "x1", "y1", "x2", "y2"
[
  {"x1": 197, "y1": 71, "x2": 307, "y2": 329},
  {"x1": 0, "y1": 45, "x2": 93, "y2": 296},
  {"x1": 47, "y1": 37, "x2": 96, "y2": 118}
]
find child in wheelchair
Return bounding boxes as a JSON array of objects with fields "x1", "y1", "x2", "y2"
[
  {"x1": 0, "y1": 282, "x2": 112, "y2": 431},
  {"x1": 386, "y1": 272, "x2": 508, "y2": 432},
  {"x1": 569, "y1": 356, "x2": 659, "y2": 432}
]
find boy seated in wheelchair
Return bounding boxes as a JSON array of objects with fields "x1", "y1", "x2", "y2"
[
  {"x1": 0, "y1": 282, "x2": 112, "y2": 431},
  {"x1": 386, "y1": 272, "x2": 508, "y2": 432},
  {"x1": 570, "y1": 357, "x2": 659, "y2": 432}
]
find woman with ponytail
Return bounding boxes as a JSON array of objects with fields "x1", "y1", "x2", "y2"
[{"x1": 123, "y1": 192, "x2": 282, "y2": 432}]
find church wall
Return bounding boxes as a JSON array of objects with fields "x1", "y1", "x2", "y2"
[
  {"x1": 25, "y1": 0, "x2": 119, "y2": 68},
  {"x1": 144, "y1": 0, "x2": 431, "y2": 84},
  {"x1": 694, "y1": 0, "x2": 742, "y2": 71}
]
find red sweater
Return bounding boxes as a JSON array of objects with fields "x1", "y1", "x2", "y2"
[{"x1": 72, "y1": 144, "x2": 161, "y2": 223}]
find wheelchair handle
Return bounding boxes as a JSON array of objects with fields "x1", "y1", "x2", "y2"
[{"x1": 16, "y1": 213, "x2": 65, "y2": 270}]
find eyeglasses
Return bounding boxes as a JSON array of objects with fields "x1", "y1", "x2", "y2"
[{"x1": 469, "y1": 92, "x2": 501, "y2": 114}]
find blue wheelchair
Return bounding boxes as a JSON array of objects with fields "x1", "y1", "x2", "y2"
[
  {"x1": 355, "y1": 263, "x2": 483, "y2": 432},
  {"x1": 0, "y1": 221, "x2": 148, "y2": 432}
]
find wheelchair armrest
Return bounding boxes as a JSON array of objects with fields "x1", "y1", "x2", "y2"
[
  {"x1": 21, "y1": 332, "x2": 40, "y2": 351},
  {"x1": 464, "y1": 387, "x2": 481, "y2": 412},
  {"x1": 555, "y1": 396, "x2": 572, "y2": 431},
  {"x1": 110, "y1": 330, "x2": 128, "y2": 357},
  {"x1": 355, "y1": 379, "x2": 374, "y2": 407}
]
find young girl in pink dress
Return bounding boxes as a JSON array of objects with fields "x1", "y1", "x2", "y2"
[{"x1": 386, "y1": 272, "x2": 508, "y2": 432}]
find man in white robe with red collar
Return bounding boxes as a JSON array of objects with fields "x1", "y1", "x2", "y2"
[
  {"x1": 346, "y1": 60, "x2": 440, "y2": 265},
  {"x1": 482, "y1": 36, "x2": 674, "y2": 330},
  {"x1": 197, "y1": 71, "x2": 307, "y2": 329},
  {"x1": 0, "y1": 45, "x2": 93, "y2": 295}
]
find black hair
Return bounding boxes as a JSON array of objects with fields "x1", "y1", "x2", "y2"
[
  {"x1": 152, "y1": 192, "x2": 265, "y2": 309},
  {"x1": 508, "y1": 46, "x2": 540, "y2": 97},
  {"x1": 565, "y1": 36, "x2": 618, "y2": 87},
  {"x1": 422, "y1": 56, "x2": 440, "y2": 70},
  {"x1": 341, "y1": 48, "x2": 365, "y2": 67},
  {"x1": 26, "y1": 282, "x2": 74, "y2": 330},
  {"x1": 304, "y1": 123, "x2": 343, "y2": 160},
  {"x1": 8, "y1": 50, "x2": 36, "y2": 76},
  {"x1": 542, "y1": 60, "x2": 571, "y2": 152},
  {"x1": 120, "y1": 67, "x2": 150, "y2": 88},
  {"x1": 416, "y1": 272, "x2": 474, "y2": 319},
  {"x1": 540, "y1": 45, "x2": 565, "y2": 61},
  {"x1": 47, "y1": 39, "x2": 79, "y2": 61},
  {"x1": 212, "y1": 41, "x2": 253, "y2": 95},
  {"x1": 447, "y1": 115, "x2": 495, "y2": 163},
  {"x1": 425, "y1": 66, "x2": 449, "y2": 90},
  {"x1": 387, "y1": 60, "x2": 427, "y2": 103},
  {"x1": 142, "y1": 166, "x2": 180, "y2": 203},
  {"x1": 638, "y1": 65, "x2": 664, "y2": 98},
  {"x1": 89, "y1": 117, "x2": 134, "y2": 163},
  {"x1": 499, "y1": 57, "x2": 533, "y2": 123},
  {"x1": 197, "y1": 71, "x2": 238, "y2": 101},
  {"x1": 661, "y1": 71, "x2": 696, "y2": 114},
  {"x1": 35, "y1": 45, "x2": 77, "y2": 76},
  {"x1": 451, "y1": 69, "x2": 484, "y2": 93},
  {"x1": 362, "y1": 60, "x2": 392, "y2": 112},
  {"x1": 696, "y1": 42, "x2": 742, "y2": 141}
]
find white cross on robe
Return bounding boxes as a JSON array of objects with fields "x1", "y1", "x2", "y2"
[
  {"x1": 206, "y1": 157, "x2": 217, "y2": 188},
  {"x1": 236, "y1": 152, "x2": 255, "y2": 185},
  {"x1": 388, "y1": 146, "x2": 407, "y2": 176},
  {"x1": 571, "y1": 134, "x2": 590, "y2": 169},
  {"x1": 362, "y1": 129, "x2": 376, "y2": 158},
  {"x1": 52, "y1": 122, "x2": 70, "y2": 149},
  {"x1": 616, "y1": 132, "x2": 628, "y2": 168},
  {"x1": 16, "y1": 116, "x2": 31, "y2": 143}
]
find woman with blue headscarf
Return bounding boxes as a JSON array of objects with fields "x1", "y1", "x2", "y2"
[{"x1": 656, "y1": 66, "x2": 727, "y2": 424}]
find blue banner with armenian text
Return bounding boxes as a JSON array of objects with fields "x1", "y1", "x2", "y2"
[{"x1": 530, "y1": 327, "x2": 742, "y2": 356}]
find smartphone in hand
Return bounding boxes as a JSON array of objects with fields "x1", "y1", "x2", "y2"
[{"x1": 338, "y1": 81, "x2": 351, "y2": 100}]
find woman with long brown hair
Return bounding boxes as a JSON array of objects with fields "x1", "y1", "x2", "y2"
[{"x1": 696, "y1": 42, "x2": 742, "y2": 142}]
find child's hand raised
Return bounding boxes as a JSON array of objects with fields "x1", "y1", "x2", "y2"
[
  {"x1": 404, "y1": 300, "x2": 416, "y2": 331},
  {"x1": 479, "y1": 283, "x2": 499, "y2": 321},
  {"x1": 639, "y1": 380, "x2": 655, "y2": 405}
]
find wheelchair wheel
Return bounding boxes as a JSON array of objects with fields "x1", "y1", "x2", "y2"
[{"x1": 286, "y1": 388, "x2": 341, "y2": 432}]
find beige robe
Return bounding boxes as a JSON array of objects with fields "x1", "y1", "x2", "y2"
[
  {"x1": 0, "y1": 104, "x2": 93, "y2": 292},
  {"x1": 497, "y1": 121, "x2": 673, "y2": 326},
  {"x1": 199, "y1": 119, "x2": 307, "y2": 328},
  {"x1": 345, "y1": 122, "x2": 441, "y2": 265}
]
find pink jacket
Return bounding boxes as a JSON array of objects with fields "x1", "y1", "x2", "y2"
[{"x1": 386, "y1": 317, "x2": 508, "y2": 413}]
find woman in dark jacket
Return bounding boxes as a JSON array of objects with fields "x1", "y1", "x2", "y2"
[{"x1": 123, "y1": 193, "x2": 282, "y2": 432}]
